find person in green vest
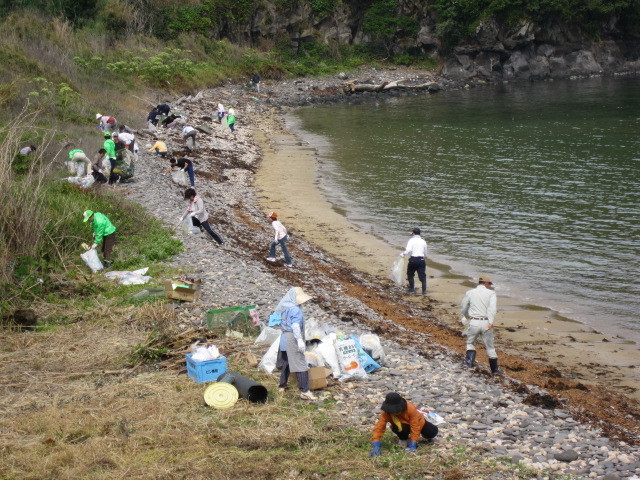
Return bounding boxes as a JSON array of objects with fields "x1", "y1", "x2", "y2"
[
  {"x1": 227, "y1": 106, "x2": 236, "y2": 133},
  {"x1": 103, "y1": 132, "x2": 119, "y2": 185},
  {"x1": 83, "y1": 210, "x2": 116, "y2": 267},
  {"x1": 68, "y1": 149, "x2": 91, "y2": 177}
]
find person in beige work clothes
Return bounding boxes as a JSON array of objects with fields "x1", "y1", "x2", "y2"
[{"x1": 461, "y1": 274, "x2": 503, "y2": 374}]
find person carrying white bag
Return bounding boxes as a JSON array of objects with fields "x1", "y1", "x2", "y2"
[
  {"x1": 82, "y1": 210, "x2": 116, "y2": 268},
  {"x1": 274, "y1": 287, "x2": 317, "y2": 401}
]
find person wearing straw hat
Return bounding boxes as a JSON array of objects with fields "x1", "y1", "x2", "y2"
[
  {"x1": 370, "y1": 392, "x2": 438, "y2": 456},
  {"x1": 266, "y1": 212, "x2": 292, "y2": 267},
  {"x1": 83, "y1": 210, "x2": 116, "y2": 267},
  {"x1": 460, "y1": 274, "x2": 503, "y2": 374},
  {"x1": 96, "y1": 113, "x2": 117, "y2": 132},
  {"x1": 275, "y1": 287, "x2": 316, "y2": 401}
]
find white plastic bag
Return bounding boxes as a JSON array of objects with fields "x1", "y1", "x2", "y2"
[
  {"x1": 315, "y1": 334, "x2": 341, "y2": 378},
  {"x1": 305, "y1": 351, "x2": 322, "y2": 368},
  {"x1": 171, "y1": 169, "x2": 188, "y2": 186},
  {"x1": 417, "y1": 407, "x2": 445, "y2": 425},
  {"x1": 79, "y1": 174, "x2": 95, "y2": 188},
  {"x1": 254, "y1": 326, "x2": 281, "y2": 346},
  {"x1": 258, "y1": 335, "x2": 281, "y2": 374},
  {"x1": 192, "y1": 345, "x2": 214, "y2": 362},
  {"x1": 389, "y1": 256, "x2": 407, "y2": 286},
  {"x1": 334, "y1": 337, "x2": 368, "y2": 381},
  {"x1": 80, "y1": 248, "x2": 103, "y2": 273},
  {"x1": 360, "y1": 333, "x2": 387, "y2": 365}
]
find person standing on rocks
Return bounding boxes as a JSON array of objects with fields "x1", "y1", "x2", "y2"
[
  {"x1": 182, "y1": 125, "x2": 197, "y2": 150},
  {"x1": 400, "y1": 227, "x2": 428, "y2": 295},
  {"x1": 251, "y1": 72, "x2": 261, "y2": 93},
  {"x1": 266, "y1": 212, "x2": 292, "y2": 268},
  {"x1": 227, "y1": 106, "x2": 236, "y2": 133},
  {"x1": 275, "y1": 287, "x2": 316, "y2": 401},
  {"x1": 179, "y1": 188, "x2": 224, "y2": 245},
  {"x1": 170, "y1": 157, "x2": 195, "y2": 187},
  {"x1": 217, "y1": 102, "x2": 225, "y2": 124},
  {"x1": 370, "y1": 392, "x2": 438, "y2": 456},
  {"x1": 460, "y1": 274, "x2": 503, "y2": 374}
]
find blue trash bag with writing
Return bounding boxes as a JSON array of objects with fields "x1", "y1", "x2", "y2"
[{"x1": 349, "y1": 334, "x2": 381, "y2": 373}]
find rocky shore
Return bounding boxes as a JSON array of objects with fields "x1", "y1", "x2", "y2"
[{"x1": 124, "y1": 68, "x2": 639, "y2": 479}]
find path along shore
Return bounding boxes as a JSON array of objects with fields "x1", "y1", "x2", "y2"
[{"x1": 124, "y1": 67, "x2": 639, "y2": 476}]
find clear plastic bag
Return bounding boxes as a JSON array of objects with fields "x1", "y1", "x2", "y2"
[
  {"x1": 359, "y1": 333, "x2": 387, "y2": 365},
  {"x1": 171, "y1": 169, "x2": 188, "y2": 186},
  {"x1": 389, "y1": 256, "x2": 407, "y2": 286},
  {"x1": 80, "y1": 248, "x2": 103, "y2": 273},
  {"x1": 181, "y1": 216, "x2": 200, "y2": 235},
  {"x1": 253, "y1": 326, "x2": 281, "y2": 346}
]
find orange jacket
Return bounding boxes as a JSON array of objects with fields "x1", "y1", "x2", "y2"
[{"x1": 372, "y1": 400, "x2": 425, "y2": 443}]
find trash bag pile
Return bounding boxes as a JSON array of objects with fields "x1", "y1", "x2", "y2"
[
  {"x1": 105, "y1": 267, "x2": 151, "y2": 285},
  {"x1": 257, "y1": 317, "x2": 386, "y2": 383}
]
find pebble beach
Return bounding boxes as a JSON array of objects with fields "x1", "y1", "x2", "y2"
[{"x1": 123, "y1": 71, "x2": 640, "y2": 479}]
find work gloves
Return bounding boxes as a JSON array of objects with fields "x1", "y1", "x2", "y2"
[
  {"x1": 406, "y1": 441, "x2": 418, "y2": 452},
  {"x1": 369, "y1": 441, "x2": 381, "y2": 457},
  {"x1": 297, "y1": 338, "x2": 305, "y2": 354}
]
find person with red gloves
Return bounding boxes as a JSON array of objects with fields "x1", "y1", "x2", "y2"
[{"x1": 370, "y1": 392, "x2": 438, "y2": 456}]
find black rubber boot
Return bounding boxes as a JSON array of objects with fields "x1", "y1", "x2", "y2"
[
  {"x1": 464, "y1": 350, "x2": 476, "y2": 368},
  {"x1": 489, "y1": 358, "x2": 504, "y2": 375}
]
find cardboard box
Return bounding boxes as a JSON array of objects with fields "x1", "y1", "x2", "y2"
[
  {"x1": 165, "y1": 279, "x2": 202, "y2": 302},
  {"x1": 308, "y1": 366, "x2": 332, "y2": 390}
]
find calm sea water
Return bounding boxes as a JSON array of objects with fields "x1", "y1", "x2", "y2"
[{"x1": 293, "y1": 77, "x2": 640, "y2": 342}]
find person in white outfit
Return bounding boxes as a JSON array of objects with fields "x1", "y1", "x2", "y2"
[
  {"x1": 460, "y1": 274, "x2": 503, "y2": 374},
  {"x1": 217, "y1": 103, "x2": 225, "y2": 123},
  {"x1": 400, "y1": 227, "x2": 428, "y2": 295},
  {"x1": 183, "y1": 126, "x2": 197, "y2": 150},
  {"x1": 266, "y1": 212, "x2": 292, "y2": 267}
]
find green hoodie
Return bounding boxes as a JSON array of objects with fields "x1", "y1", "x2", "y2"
[
  {"x1": 91, "y1": 212, "x2": 116, "y2": 244},
  {"x1": 103, "y1": 139, "x2": 116, "y2": 159},
  {"x1": 68, "y1": 149, "x2": 84, "y2": 159}
]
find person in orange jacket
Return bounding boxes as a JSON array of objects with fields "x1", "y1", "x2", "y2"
[{"x1": 370, "y1": 392, "x2": 438, "y2": 456}]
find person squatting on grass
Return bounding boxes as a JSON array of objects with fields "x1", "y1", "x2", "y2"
[
  {"x1": 96, "y1": 113, "x2": 117, "y2": 132},
  {"x1": 266, "y1": 212, "x2": 292, "y2": 267},
  {"x1": 179, "y1": 188, "x2": 224, "y2": 245},
  {"x1": 370, "y1": 392, "x2": 438, "y2": 456},
  {"x1": 91, "y1": 148, "x2": 108, "y2": 184},
  {"x1": 83, "y1": 210, "x2": 116, "y2": 268},
  {"x1": 68, "y1": 149, "x2": 92, "y2": 177},
  {"x1": 275, "y1": 287, "x2": 317, "y2": 401}
]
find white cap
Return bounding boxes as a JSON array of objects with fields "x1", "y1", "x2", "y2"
[{"x1": 95, "y1": 113, "x2": 102, "y2": 119}]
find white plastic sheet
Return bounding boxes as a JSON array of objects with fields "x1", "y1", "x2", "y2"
[
  {"x1": 105, "y1": 267, "x2": 151, "y2": 285},
  {"x1": 389, "y1": 256, "x2": 407, "y2": 286},
  {"x1": 80, "y1": 248, "x2": 103, "y2": 273}
]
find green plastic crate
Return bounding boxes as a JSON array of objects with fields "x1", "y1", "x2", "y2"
[{"x1": 206, "y1": 304, "x2": 259, "y2": 337}]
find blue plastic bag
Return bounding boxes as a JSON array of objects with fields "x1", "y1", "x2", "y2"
[
  {"x1": 349, "y1": 334, "x2": 381, "y2": 373},
  {"x1": 268, "y1": 312, "x2": 282, "y2": 326}
]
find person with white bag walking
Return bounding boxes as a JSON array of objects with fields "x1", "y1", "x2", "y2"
[{"x1": 179, "y1": 188, "x2": 224, "y2": 245}]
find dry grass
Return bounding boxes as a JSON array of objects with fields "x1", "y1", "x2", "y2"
[{"x1": 0, "y1": 299, "x2": 542, "y2": 480}]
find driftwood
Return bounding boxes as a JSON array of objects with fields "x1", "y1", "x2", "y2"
[{"x1": 343, "y1": 79, "x2": 440, "y2": 95}]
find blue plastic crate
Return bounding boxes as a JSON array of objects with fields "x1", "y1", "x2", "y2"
[{"x1": 185, "y1": 354, "x2": 227, "y2": 384}]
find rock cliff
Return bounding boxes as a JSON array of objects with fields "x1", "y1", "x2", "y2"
[{"x1": 235, "y1": 2, "x2": 639, "y2": 81}]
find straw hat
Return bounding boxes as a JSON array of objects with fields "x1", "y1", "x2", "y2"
[
  {"x1": 294, "y1": 287, "x2": 312, "y2": 305},
  {"x1": 95, "y1": 113, "x2": 102, "y2": 119}
]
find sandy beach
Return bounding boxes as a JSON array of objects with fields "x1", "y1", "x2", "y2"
[{"x1": 252, "y1": 113, "x2": 640, "y2": 403}]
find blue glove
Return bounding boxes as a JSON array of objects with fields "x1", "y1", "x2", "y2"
[
  {"x1": 405, "y1": 441, "x2": 418, "y2": 452},
  {"x1": 369, "y1": 441, "x2": 382, "y2": 457}
]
